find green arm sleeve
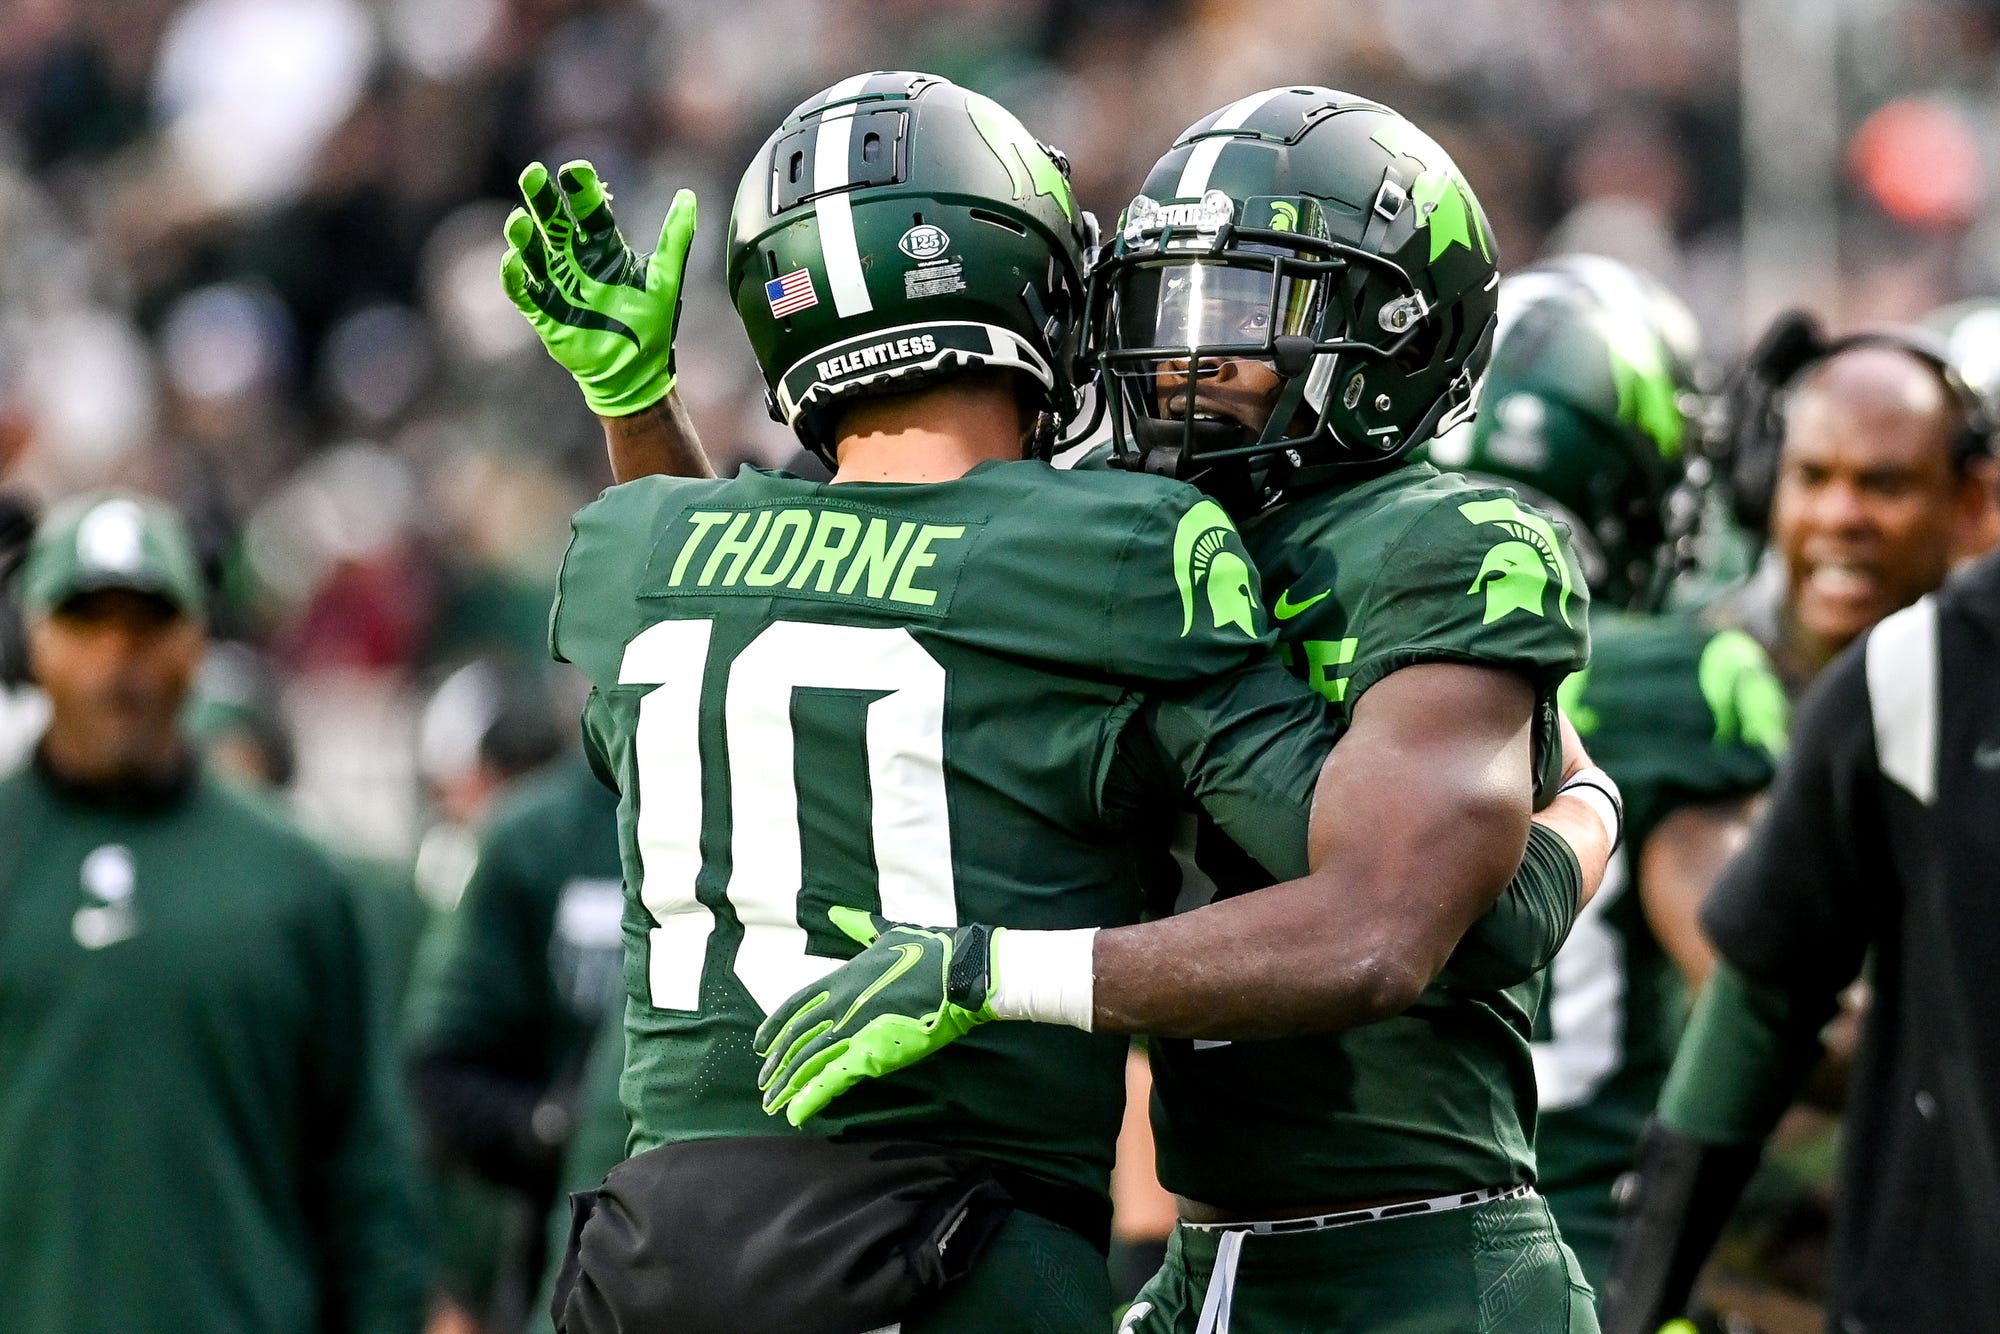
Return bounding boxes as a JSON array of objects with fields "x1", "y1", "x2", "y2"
[
  {"x1": 1659, "y1": 959, "x2": 1835, "y2": 1144},
  {"x1": 1121, "y1": 654, "x2": 1338, "y2": 880},
  {"x1": 1434, "y1": 821, "x2": 1582, "y2": 989},
  {"x1": 1601, "y1": 960, "x2": 1831, "y2": 1334}
]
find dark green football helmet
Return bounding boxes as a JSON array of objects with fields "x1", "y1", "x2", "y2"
[
  {"x1": 1507, "y1": 253, "x2": 1716, "y2": 445},
  {"x1": 726, "y1": 72, "x2": 1095, "y2": 465},
  {"x1": 1430, "y1": 272, "x2": 1694, "y2": 610},
  {"x1": 1093, "y1": 88, "x2": 1499, "y2": 501}
]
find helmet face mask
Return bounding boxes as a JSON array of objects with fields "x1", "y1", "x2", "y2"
[
  {"x1": 724, "y1": 72, "x2": 1095, "y2": 465},
  {"x1": 1099, "y1": 214, "x2": 1436, "y2": 474},
  {"x1": 1093, "y1": 90, "x2": 1499, "y2": 502}
]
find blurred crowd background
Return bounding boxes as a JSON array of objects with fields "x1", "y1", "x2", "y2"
[{"x1": 5, "y1": 0, "x2": 2000, "y2": 868}]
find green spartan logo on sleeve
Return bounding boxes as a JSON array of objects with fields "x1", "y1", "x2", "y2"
[
  {"x1": 1459, "y1": 497, "x2": 1577, "y2": 626},
  {"x1": 1175, "y1": 500, "x2": 1257, "y2": 638}
]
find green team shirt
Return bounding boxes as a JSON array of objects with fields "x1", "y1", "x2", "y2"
[
  {"x1": 403, "y1": 757, "x2": 625, "y2": 1312},
  {"x1": 549, "y1": 461, "x2": 1337, "y2": 1204},
  {"x1": 409, "y1": 756, "x2": 625, "y2": 1096},
  {"x1": 0, "y1": 759, "x2": 426, "y2": 1334},
  {"x1": 1142, "y1": 462, "x2": 1591, "y2": 1208},
  {"x1": 1533, "y1": 614, "x2": 1785, "y2": 1216}
]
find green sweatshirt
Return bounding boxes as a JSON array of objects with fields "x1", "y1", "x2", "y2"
[{"x1": 0, "y1": 754, "x2": 427, "y2": 1333}]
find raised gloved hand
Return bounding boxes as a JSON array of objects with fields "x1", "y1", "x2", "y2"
[
  {"x1": 500, "y1": 159, "x2": 696, "y2": 416},
  {"x1": 755, "y1": 908, "x2": 1001, "y2": 1127}
]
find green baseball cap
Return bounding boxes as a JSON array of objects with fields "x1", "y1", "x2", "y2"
[{"x1": 17, "y1": 492, "x2": 206, "y2": 621}]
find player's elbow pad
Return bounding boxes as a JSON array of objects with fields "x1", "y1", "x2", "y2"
[
  {"x1": 1435, "y1": 822, "x2": 1581, "y2": 990},
  {"x1": 1599, "y1": 1118, "x2": 1762, "y2": 1334}
]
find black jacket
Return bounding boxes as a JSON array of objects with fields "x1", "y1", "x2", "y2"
[{"x1": 1702, "y1": 551, "x2": 2000, "y2": 1333}]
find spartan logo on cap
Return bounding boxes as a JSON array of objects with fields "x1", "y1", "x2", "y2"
[
  {"x1": 1174, "y1": 499, "x2": 1257, "y2": 639},
  {"x1": 76, "y1": 498, "x2": 148, "y2": 573},
  {"x1": 1459, "y1": 496, "x2": 1577, "y2": 627}
]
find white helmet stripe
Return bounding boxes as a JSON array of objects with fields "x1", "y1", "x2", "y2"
[
  {"x1": 812, "y1": 73, "x2": 875, "y2": 318},
  {"x1": 1175, "y1": 87, "x2": 1287, "y2": 198}
]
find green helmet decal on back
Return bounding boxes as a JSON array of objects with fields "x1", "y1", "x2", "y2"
[
  {"x1": 1600, "y1": 312, "x2": 1685, "y2": 460},
  {"x1": 1432, "y1": 260, "x2": 1702, "y2": 611},
  {"x1": 964, "y1": 91, "x2": 1077, "y2": 221},
  {"x1": 725, "y1": 72, "x2": 1095, "y2": 464},
  {"x1": 1093, "y1": 87, "x2": 1500, "y2": 504}
]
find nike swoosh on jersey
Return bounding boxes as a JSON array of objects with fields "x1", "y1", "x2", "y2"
[{"x1": 1273, "y1": 587, "x2": 1330, "y2": 620}]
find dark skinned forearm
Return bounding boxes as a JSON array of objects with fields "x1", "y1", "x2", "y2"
[
  {"x1": 1640, "y1": 795, "x2": 1758, "y2": 989},
  {"x1": 600, "y1": 389, "x2": 714, "y2": 482},
  {"x1": 1093, "y1": 662, "x2": 1539, "y2": 1039}
]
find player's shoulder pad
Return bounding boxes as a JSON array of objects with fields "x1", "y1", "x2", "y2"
[
  {"x1": 1696, "y1": 623, "x2": 1789, "y2": 758},
  {"x1": 1404, "y1": 471, "x2": 1586, "y2": 625},
  {"x1": 551, "y1": 474, "x2": 725, "y2": 680},
  {"x1": 1097, "y1": 472, "x2": 1273, "y2": 681},
  {"x1": 943, "y1": 461, "x2": 1270, "y2": 681},
  {"x1": 1336, "y1": 469, "x2": 1590, "y2": 668}
]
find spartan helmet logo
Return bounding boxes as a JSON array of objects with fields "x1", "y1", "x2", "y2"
[
  {"x1": 1457, "y1": 496, "x2": 1578, "y2": 627},
  {"x1": 1470, "y1": 542, "x2": 1549, "y2": 624},
  {"x1": 1174, "y1": 500, "x2": 1258, "y2": 639}
]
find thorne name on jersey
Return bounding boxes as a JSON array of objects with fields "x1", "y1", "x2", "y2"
[{"x1": 660, "y1": 505, "x2": 966, "y2": 609}]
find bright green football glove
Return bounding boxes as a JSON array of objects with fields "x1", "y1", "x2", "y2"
[
  {"x1": 500, "y1": 159, "x2": 696, "y2": 416},
  {"x1": 754, "y1": 907, "x2": 1002, "y2": 1127}
]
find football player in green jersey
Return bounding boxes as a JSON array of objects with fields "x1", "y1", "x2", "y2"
[
  {"x1": 1430, "y1": 264, "x2": 1791, "y2": 1295},
  {"x1": 503, "y1": 75, "x2": 1613, "y2": 1334},
  {"x1": 760, "y1": 90, "x2": 1615, "y2": 1331}
]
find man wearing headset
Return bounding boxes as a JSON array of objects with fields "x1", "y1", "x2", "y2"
[
  {"x1": 1602, "y1": 317, "x2": 2000, "y2": 1334},
  {"x1": 1715, "y1": 313, "x2": 1996, "y2": 697}
]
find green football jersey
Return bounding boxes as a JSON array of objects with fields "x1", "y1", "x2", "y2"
[
  {"x1": 550, "y1": 461, "x2": 1336, "y2": 1203},
  {"x1": 1144, "y1": 462, "x2": 1591, "y2": 1209},
  {"x1": 408, "y1": 756, "x2": 625, "y2": 1093},
  {"x1": 1533, "y1": 614, "x2": 1785, "y2": 1250}
]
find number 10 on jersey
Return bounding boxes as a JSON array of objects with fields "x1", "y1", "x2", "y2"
[{"x1": 617, "y1": 618, "x2": 960, "y2": 1015}]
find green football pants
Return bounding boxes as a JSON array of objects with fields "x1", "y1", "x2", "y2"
[
  {"x1": 1121, "y1": 1192, "x2": 1599, "y2": 1333},
  {"x1": 1542, "y1": 1179, "x2": 1617, "y2": 1301},
  {"x1": 903, "y1": 1210, "x2": 1114, "y2": 1333}
]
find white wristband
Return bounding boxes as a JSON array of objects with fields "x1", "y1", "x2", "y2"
[
  {"x1": 1559, "y1": 764, "x2": 1625, "y2": 851},
  {"x1": 988, "y1": 928, "x2": 1099, "y2": 1032}
]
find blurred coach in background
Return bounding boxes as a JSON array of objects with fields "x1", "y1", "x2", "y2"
[
  {"x1": 1605, "y1": 415, "x2": 2000, "y2": 1333},
  {"x1": 0, "y1": 493, "x2": 427, "y2": 1334},
  {"x1": 1717, "y1": 313, "x2": 1997, "y2": 697}
]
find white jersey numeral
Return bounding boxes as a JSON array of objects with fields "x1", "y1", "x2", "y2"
[
  {"x1": 623, "y1": 619, "x2": 956, "y2": 1013},
  {"x1": 1530, "y1": 845, "x2": 1630, "y2": 1112}
]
